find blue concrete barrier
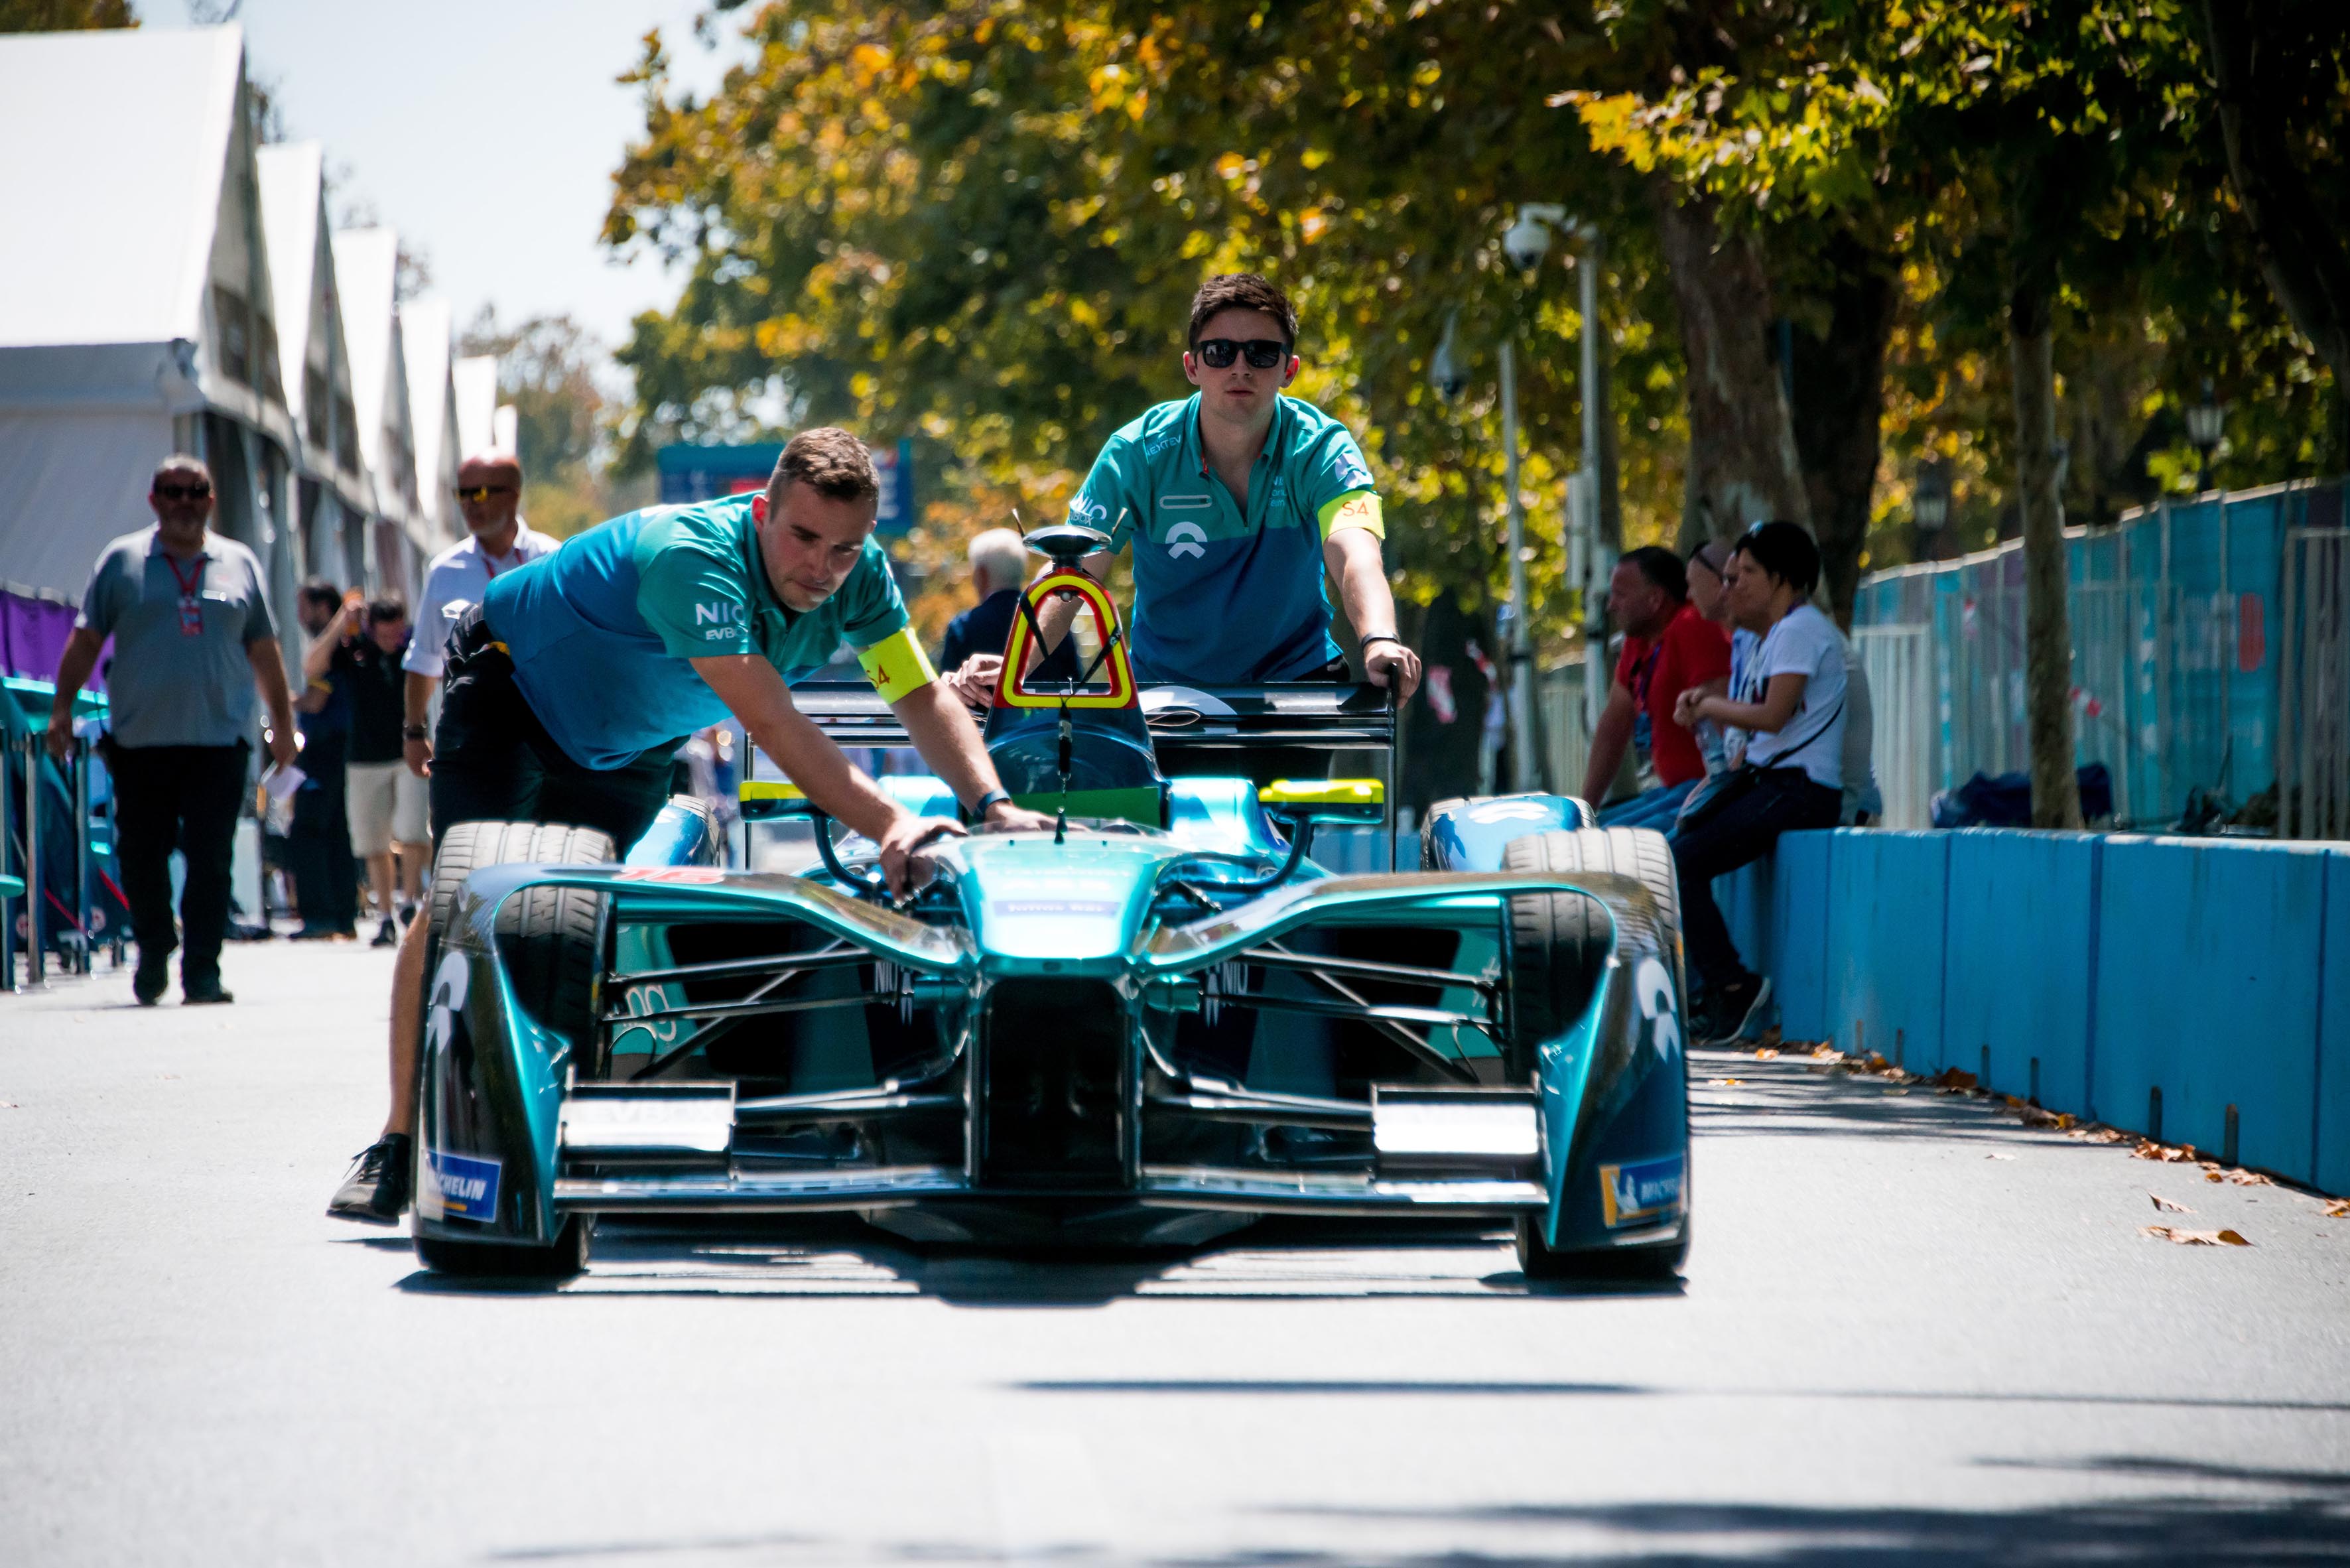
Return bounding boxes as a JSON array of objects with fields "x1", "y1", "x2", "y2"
[
  {"x1": 1823, "y1": 831, "x2": 1951, "y2": 1074},
  {"x1": 2091, "y1": 837, "x2": 2330, "y2": 1181},
  {"x1": 1943, "y1": 830, "x2": 2098, "y2": 1108},
  {"x1": 2319, "y1": 854, "x2": 2350, "y2": 1195},
  {"x1": 1722, "y1": 826, "x2": 2349, "y2": 1193}
]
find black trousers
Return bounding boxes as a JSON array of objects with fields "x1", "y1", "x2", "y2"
[
  {"x1": 287, "y1": 742, "x2": 358, "y2": 932},
  {"x1": 428, "y1": 609, "x2": 681, "y2": 854},
  {"x1": 107, "y1": 740, "x2": 249, "y2": 984},
  {"x1": 1669, "y1": 767, "x2": 1842, "y2": 992}
]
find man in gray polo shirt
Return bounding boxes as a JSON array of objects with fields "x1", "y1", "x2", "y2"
[{"x1": 46, "y1": 454, "x2": 299, "y2": 1005}]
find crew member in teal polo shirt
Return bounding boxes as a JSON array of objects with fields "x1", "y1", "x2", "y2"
[
  {"x1": 330, "y1": 428, "x2": 1051, "y2": 1224},
  {"x1": 949, "y1": 273, "x2": 1421, "y2": 711}
]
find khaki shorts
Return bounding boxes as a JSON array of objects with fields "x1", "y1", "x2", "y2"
[{"x1": 346, "y1": 759, "x2": 429, "y2": 856}]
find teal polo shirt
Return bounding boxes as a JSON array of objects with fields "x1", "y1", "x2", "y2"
[
  {"x1": 1065, "y1": 392, "x2": 1384, "y2": 683},
  {"x1": 480, "y1": 494, "x2": 913, "y2": 769}
]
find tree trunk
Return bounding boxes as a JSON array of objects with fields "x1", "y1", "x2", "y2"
[
  {"x1": 2201, "y1": 1, "x2": 2350, "y2": 401},
  {"x1": 1789, "y1": 226, "x2": 1896, "y2": 629},
  {"x1": 1650, "y1": 179, "x2": 1811, "y2": 547},
  {"x1": 2008, "y1": 282, "x2": 2083, "y2": 831}
]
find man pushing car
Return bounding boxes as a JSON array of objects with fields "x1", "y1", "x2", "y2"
[{"x1": 330, "y1": 428, "x2": 1051, "y2": 1222}]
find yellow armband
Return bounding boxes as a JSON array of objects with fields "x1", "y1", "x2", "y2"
[
  {"x1": 854, "y1": 625, "x2": 937, "y2": 703},
  {"x1": 1317, "y1": 489, "x2": 1384, "y2": 539}
]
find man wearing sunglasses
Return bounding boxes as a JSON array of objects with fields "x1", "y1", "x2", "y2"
[
  {"x1": 400, "y1": 450, "x2": 555, "y2": 779},
  {"x1": 45, "y1": 454, "x2": 300, "y2": 1005},
  {"x1": 948, "y1": 273, "x2": 1420, "y2": 738}
]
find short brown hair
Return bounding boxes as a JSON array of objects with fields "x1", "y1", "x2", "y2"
[
  {"x1": 769, "y1": 427, "x2": 878, "y2": 504},
  {"x1": 1188, "y1": 273, "x2": 1297, "y2": 350}
]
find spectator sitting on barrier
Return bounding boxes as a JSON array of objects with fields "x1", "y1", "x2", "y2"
[
  {"x1": 1579, "y1": 546, "x2": 1731, "y2": 829},
  {"x1": 322, "y1": 596, "x2": 430, "y2": 947},
  {"x1": 290, "y1": 580, "x2": 360, "y2": 941},
  {"x1": 45, "y1": 454, "x2": 299, "y2": 1004},
  {"x1": 1669, "y1": 520, "x2": 1848, "y2": 1045}
]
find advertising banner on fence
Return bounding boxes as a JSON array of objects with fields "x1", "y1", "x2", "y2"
[{"x1": 655, "y1": 440, "x2": 916, "y2": 535}]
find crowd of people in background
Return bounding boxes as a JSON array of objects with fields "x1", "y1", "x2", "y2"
[{"x1": 1580, "y1": 519, "x2": 1878, "y2": 1049}]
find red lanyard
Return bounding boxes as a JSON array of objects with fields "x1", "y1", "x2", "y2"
[{"x1": 164, "y1": 551, "x2": 207, "y2": 637}]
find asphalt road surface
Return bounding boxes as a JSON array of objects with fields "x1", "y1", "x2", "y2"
[{"x1": 4, "y1": 941, "x2": 2347, "y2": 1566}]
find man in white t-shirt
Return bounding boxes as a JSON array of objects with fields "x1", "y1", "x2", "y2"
[
  {"x1": 400, "y1": 450, "x2": 556, "y2": 780},
  {"x1": 1668, "y1": 521, "x2": 1849, "y2": 1044}
]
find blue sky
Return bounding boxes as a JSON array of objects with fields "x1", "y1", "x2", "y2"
[{"x1": 155, "y1": 1, "x2": 743, "y2": 352}]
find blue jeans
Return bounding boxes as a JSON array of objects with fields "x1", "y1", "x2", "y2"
[{"x1": 1598, "y1": 777, "x2": 1699, "y2": 831}]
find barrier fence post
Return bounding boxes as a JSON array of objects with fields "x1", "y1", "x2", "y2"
[
  {"x1": 0, "y1": 731, "x2": 15, "y2": 992},
  {"x1": 72, "y1": 734, "x2": 92, "y2": 974},
  {"x1": 22, "y1": 730, "x2": 44, "y2": 988}
]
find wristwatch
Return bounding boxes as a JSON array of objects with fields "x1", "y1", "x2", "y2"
[
  {"x1": 1359, "y1": 632, "x2": 1403, "y2": 651},
  {"x1": 402, "y1": 724, "x2": 428, "y2": 741},
  {"x1": 968, "y1": 788, "x2": 1012, "y2": 820}
]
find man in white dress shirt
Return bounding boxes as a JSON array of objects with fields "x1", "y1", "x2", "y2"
[{"x1": 401, "y1": 450, "x2": 555, "y2": 780}]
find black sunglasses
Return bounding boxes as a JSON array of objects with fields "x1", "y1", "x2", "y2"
[
  {"x1": 1194, "y1": 338, "x2": 1289, "y2": 370},
  {"x1": 155, "y1": 482, "x2": 212, "y2": 501},
  {"x1": 454, "y1": 484, "x2": 517, "y2": 501}
]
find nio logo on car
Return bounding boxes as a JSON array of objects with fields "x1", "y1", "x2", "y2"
[
  {"x1": 1599, "y1": 1153, "x2": 1685, "y2": 1229},
  {"x1": 426, "y1": 1151, "x2": 501, "y2": 1222},
  {"x1": 1634, "y1": 956, "x2": 1679, "y2": 1062},
  {"x1": 1165, "y1": 521, "x2": 1208, "y2": 560},
  {"x1": 992, "y1": 899, "x2": 1121, "y2": 917}
]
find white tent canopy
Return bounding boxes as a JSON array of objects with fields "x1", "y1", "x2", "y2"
[
  {"x1": 257, "y1": 141, "x2": 372, "y2": 589},
  {"x1": 453, "y1": 356, "x2": 500, "y2": 461},
  {"x1": 401, "y1": 297, "x2": 461, "y2": 557},
  {"x1": 0, "y1": 25, "x2": 298, "y2": 599}
]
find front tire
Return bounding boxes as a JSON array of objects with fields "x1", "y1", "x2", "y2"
[
  {"x1": 415, "y1": 1216, "x2": 591, "y2": 1280},
  {"x1": 1516, "y1": 1212, "x2": 1688, "y2": 1281}
]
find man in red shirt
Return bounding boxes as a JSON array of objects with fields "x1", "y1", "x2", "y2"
[{"x1": 1579, "y1": 546, "x2": 1733, "y2": 828}]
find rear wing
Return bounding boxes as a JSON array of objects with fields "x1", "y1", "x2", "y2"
[
  {"x1": 781, "y1": 680, "x2": 1396, "y2": 753},
  {"x1": 767, "y1": 680, "x2": 1400, "y2": 868}
]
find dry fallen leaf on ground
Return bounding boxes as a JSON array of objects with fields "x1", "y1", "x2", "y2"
[
  {"x1": 2142, "y1": 1226, "x2": 2250, "y2": 1246},
  {"x1": 1985, "y1": 1152, "x2": 2016, "y2": 1160},
  {"x1": 1705, "y1": 1078, "x2": 1744, "y2": 1087},
  {"x1": 2073, "y1": 1125, "x2": 2128, "y2": 1144},
  {"x1": 2324, "y1": 1201, "x2": 2350, "y2": 1218},
  {"x1": 2213, "y1": 1167, "x2": 2272, "y2": 1187},
  {"x1": 2149, "y1": 1193, "x2": 2193, "y2": 1213},
  {"x1": 2018, "y1": 1104, "x2": 2072, "y2": 1129},
  {"x1": 1933, "y1": 1067, "x2": 1978, "y2": 1092},
  {"x1": 2133, "y1": 1139, "x2": 2203, "y2": 1163},
  {"x1": 1754, "y1": 1047, "x2": 1780, "y2": 1061}
]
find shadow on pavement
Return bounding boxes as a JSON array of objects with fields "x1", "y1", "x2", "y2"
[
  {"x1": 484, "y1": 1477, "x2": 2350, "y2": 1564},
  {"x1": 391, "y1": 1214, "x2": 1684, "y2": 1306}
]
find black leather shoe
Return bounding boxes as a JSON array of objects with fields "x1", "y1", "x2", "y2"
[
  {"x1": 181, "y1": 982, "x2": 235, "y2": 1006},
  {"x1": 328, "y1": 1134, "x2": 413, "y2": 1224},
  {"x1": 133, "y1": 959, "x2": 168, "y2": 1007}
]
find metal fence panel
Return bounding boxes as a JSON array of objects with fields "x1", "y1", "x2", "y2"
[{"x1": 1855, "y1": 625, "x2": 1933, "y2": 828}]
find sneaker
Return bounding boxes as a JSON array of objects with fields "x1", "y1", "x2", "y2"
[
  {"x1": 397, "y1": 903, "x2": 417, "y2": 929},
  {"x1": 328, "y1": 1134, "x2": 413, "y2": 1224},
  {"x1": 133, "y1": 957, "x2": 168, "y2": 1007},
  {"x1": 371, "y1": 917, "x2": 399, "y2": 948},
  {"x1": 1704, "y1": 974, "x2": 1773, "y2": 1045},
  {"x1": 182, "y1": 980, "x2": 235, "y2": 1006}
]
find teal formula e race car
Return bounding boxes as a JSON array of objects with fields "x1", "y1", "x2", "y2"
[{"x1": 409, "y1": 527, "x2": 1691, "y2": 1282}]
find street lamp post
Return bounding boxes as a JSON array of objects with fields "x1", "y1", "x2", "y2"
[
  {"x1": 1496, "y1": 333, "x2": 1537, "y2": 793},
  {"x1": 2186, "y1": 379, "x2": 2225, "y2": 495}
]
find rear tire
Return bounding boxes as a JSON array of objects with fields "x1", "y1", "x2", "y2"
[
  {"x1": 1502, "y1": 827, "x2": 1683, "y2": 1054},
  {"x1": 424, "y1": 821, "x2": 616, "y2": 1057}
]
